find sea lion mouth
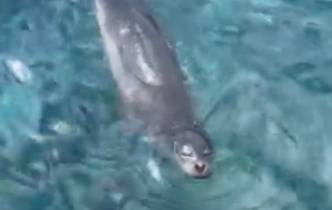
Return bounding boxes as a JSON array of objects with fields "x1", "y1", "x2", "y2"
[
  {"x1": 181, "y1": 164, "x2": 212, "y2": 179},
  {"x1": 188, "y1": 166, "x2": 212, "y2": 179}
]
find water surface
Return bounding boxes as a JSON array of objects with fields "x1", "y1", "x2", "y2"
[{"x1": 0, "y1": 0, "x2": 332, "y2": 210}]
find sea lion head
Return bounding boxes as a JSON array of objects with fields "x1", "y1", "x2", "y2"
[{"x1": 171, "y1": 128, "x2": 213, "y2": 179}]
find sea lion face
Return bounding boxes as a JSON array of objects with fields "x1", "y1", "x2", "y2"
[{"x1": 173, "y1": 130, "x2": 213, "y2": 178}]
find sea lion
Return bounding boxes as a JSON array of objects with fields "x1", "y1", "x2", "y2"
[{"x1": 94, "y1": 0, "x2": 213, "y2": 178}]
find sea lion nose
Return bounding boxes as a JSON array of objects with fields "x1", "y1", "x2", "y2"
[{"x1": 195, "y1": 162, "x2": 206, "y2": 174}]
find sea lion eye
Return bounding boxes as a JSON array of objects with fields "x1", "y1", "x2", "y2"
[
  {"x1": 203, "y1": 148, "x2": 212, "y2": 156},
  {"x1": 181, "y1": 145, "x2": 194, "y2": 157}
]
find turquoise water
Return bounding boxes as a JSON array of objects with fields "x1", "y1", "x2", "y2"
[{"x1": 1, "y1": 0, "x2": 332, "y2": 209}]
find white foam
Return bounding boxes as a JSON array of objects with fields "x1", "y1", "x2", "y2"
[
  {"x1": 50, "y1": 121, "x2": 73, "y2": 135},
  {"x1": 28, "y1": 132, "x2": 48, "y2": 143},
  {"x1": 147, "y1": 159, "x2": 163, "y2": 183},
  {"x1": 5, "y1": 58, "x2": 33, "y2": 83},
  {"x1": 52, "y1": 148, "x2": 60, "y2": 160}
]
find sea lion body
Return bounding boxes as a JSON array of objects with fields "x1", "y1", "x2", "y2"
[{"x1": 95, "y1": 0, "x2": 213, "y2": 178}]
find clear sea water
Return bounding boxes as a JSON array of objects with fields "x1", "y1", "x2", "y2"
[{"x1": 0, "y1": 0, "x2": 332, "y2": 210}]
